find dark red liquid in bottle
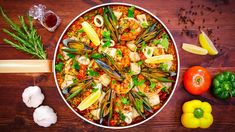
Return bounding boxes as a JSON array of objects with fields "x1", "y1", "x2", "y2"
[{"x1": 43, "y1": 12, "x2": 57, "y2": 28}]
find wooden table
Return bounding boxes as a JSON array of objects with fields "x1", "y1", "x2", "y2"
[{"x1": 0, "y1": 0, "x2": 235, "y2": 131}]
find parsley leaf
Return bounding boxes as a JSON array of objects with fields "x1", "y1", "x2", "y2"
[
  {"x1": 142, "y1": 22, "x2": 148, "y2": 28},
  {"x1": 147, "y1": 48, "x2": 151, "y2": 55},
  {"x1": 78, "y1": 29, "x2": 84, "y2": 33},
  {"x1": 150, "y1": 81, "x2": 156, "y2": 91},
  {"x1": 161, "y1": 86, "x2": 167, "y2": 92},
  {"x1": 127, "y1": 6, "x2": 135, "y2": 18},
  {"x1": 161, "y1": 32, "x2": 169, "y2": 39},
  {"x1": 55, "y1": 62, "x2": 63, "y2": 72},
  {"x1": 160, "y1": 63, "x2": 168, "y2": 71},
  {"x1": 73, "y1": 78, "x2": 78, "y2": 83},
  {"x1": 67, "y1": 53, "x2": 75, "y2": 59},
  {"x1": 102, "y1": 31, "x2": 111, "y2": 38},
  {"x1": 132, "y1": 76, "x2": 145, "y2": 86},
  {"x1": 160, "y1": 38, "x2": 169, "y2": 50},
  {"x1": 137, "y1": 60, "x2": 143, "y2": 66},
  {"x1": 118, "y1": 111, "x2": 126, "y2": 121},
  {"x1": 91, "y1": 53, "x2": 103, "y2": 59},
  {"x1": 73, "y1": 60, "x2": 80, "y2": 71},
  {"x1": 86, "y1": 70, "x2": 99, "y2": 77},
  {"x1": 117, "y1": 49, "x2": 123, "y2": 57},
  {"x1": 141, "y1": 41, "x2": 147, "y2": 50},
  {"x1": 92, "y1": 88, "x2": 98, "y2": 93},
  {"x1": 135, "y1": 99, "x2": 143, "y2": 112},
  {"x1": 112, "y1": 80, "x2": 116, "y2": 84},
  {"x1": 152, "y1": 39, "x2": 161, "y2": 45},
  {"x1": 137, "y1": 91, "x2": 146, "y2": 97},
  {"x1": 120, "y1": 96, "x2": 130, "y2": 105},
  {"x1": 102, "y1": 31, "x2": 111, "y2": 48},
  {"x1": 57, "y1": 54, "x2": 63, "y2": 60}
]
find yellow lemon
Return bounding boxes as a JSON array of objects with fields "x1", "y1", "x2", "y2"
[
  {"x1": 77, "y1": 89, "x2": 101, "y2": 111},
  {"x1": 82, "y1": 21, "x2": 100, "y2": 46},
  {"x1": 182, "y1": 43, "x2": 208, "y2": 55},
  {"x1": 145, "y1": 54, "x2": 173, "y2": 64},
  {"x1": 199, "y1": 31, "x2": 218, "y2": 55}
]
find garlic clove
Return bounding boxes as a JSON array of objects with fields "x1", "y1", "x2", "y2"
[
  {"x1": 33, "y1": 105, "x2": 57, "y2": 127},
  {"x1": 22, "y1": 86, "x2": 44, "y2": 108}
]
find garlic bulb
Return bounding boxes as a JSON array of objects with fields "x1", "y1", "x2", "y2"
[
  {"x1": 33, "y1": 105, "x2": 57, "y2": 127},
  {"x1": 22, "y1": 86, "x2": 44, "y2": 108}
]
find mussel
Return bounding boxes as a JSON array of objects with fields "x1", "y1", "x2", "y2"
[
  {"x1": 103, "y1": 6, "x2": 119, "y2": 42},
  {"x1": 99, "y1": 89, "x2": 116, "y2": 125},
  {"x1": 141, "y1": 68, "x2": 176, "y2": 83},
  {"x1": 135, "y1": 22, "x2": 162, "y2": 45},
  {"x1": 128, "y1": 91, "x2": 153, "y2": 119},
  {"x1": 95, "y1": 59, "x2": 124, "y2": 81},
  {"x1": 62, "y1": 38, "x2": 93, "y2": 54},
  {"x1": 62, "y1": 78, "x2": 92, "y2": 100},
  {"x1": 102, "y1": 52, "x2": 124, "y2": 75}
]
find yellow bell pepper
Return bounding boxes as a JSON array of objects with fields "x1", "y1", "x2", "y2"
[{"x1": 181, "y1": 100, "x2": 213, "y2": 128}]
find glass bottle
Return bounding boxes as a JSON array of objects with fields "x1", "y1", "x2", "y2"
[{"x1": 29, "y1": 4, "x2": 61, "y2": 32}]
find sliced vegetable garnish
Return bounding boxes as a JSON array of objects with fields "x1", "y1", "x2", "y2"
[
  {"x1": 82, "y1": 21, "x2": 100, "y2": 46},
  {"x1": 77, "y1": 89, "x2": 101, "y2": 111},
  {"x1": 145, "y1": 54, "x2": 173, "y2": 64},
  {"x1": 199, "y1": 30, "x2": 218, "y2": 55},
  {"x1": 182, "y1": 43, "x2": 208, "y2": 55}
]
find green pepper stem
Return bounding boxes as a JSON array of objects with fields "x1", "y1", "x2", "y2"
[{"x1": 194, "y1": 108, "x2": 204, "y2": 118}]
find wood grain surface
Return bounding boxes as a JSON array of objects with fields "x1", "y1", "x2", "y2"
[{"x1": 0, "y1": 0, "x2": 235, "y2": 131}]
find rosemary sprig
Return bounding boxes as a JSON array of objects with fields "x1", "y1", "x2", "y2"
[{"x1": 0, "y1": 7, "x2": 47, "y2": 59}]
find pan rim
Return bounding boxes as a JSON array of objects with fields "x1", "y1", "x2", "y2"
[{"x1": 53, "y1": 2, "x2": 180, "y2": 129}]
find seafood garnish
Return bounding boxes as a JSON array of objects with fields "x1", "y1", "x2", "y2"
[
  {"x1": 103, "y1": 6, "x2": 119, "y2": 42},
  {"x1": 95, "y1": 59, "x2": 123, "y2": 81},
  {"x1": 62, "y1": 38, "x2": 93, "y2": 54}
]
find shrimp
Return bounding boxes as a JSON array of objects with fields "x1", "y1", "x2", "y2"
[
  {"x1": 116, "y1": 46, "x2": 131, "y2": 68},
  {"x1": 110, "y1": 74, "x2": 133, "y2": 94},
  {"x1": 120, "y1": 18, "x2": 142, "y2": 41}
]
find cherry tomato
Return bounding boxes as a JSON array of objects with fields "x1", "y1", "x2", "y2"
[{"x1": 183, "y1": 66, "x2": 211, "y2": 95}]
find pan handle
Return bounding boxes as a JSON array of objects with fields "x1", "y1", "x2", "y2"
[{"x1": 0, "y1": 60, "x2": 52, "y2": 73}]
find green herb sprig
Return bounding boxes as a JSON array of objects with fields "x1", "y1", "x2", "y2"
[{"x1": 0, "y1": 7, "x2": 47, "y2": 59}]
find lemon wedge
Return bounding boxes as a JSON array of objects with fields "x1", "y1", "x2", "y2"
[
  {"x1": 199, "y1": 31, "x2": 218, "y2": 55},
  {"x1": 77, "y1": 89, "x2": 101, "y2": 111},
  {"x1": 182, "y1": 43, "x2": 208, "y2": 55},
  {"x1": 82, "y1": 21, "x2": 100, "y2": 46},
  {"x1": 145, "y1": 54, "x2": 173, "y2": 64}
]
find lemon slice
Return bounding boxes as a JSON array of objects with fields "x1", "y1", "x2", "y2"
[
  {"x1": 199, "y1": 31, "x2": 218, "y2": 55},
  {"x1": 77, "y1": 89, "x2": 101, "y2": 111},
  {"x1": 82, "y1": 21, "x2": 100, "y2": 46},
  {"x1": 182, "y1": 43, "x2": 208, "y2": 55},
  {"x1": 145, "y1": 54, "x2": 173, "y2": 64}
]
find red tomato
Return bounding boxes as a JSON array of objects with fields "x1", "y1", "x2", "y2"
[
  {"x1": 77, "y1": 65, "x2": 87, "y2": 79},
  {"x1": 110, "y1": 119, "x2": 116, "y2": 126},
  {"x1": 183, "y1": 66, "x2": 211, "y2": 95}
]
